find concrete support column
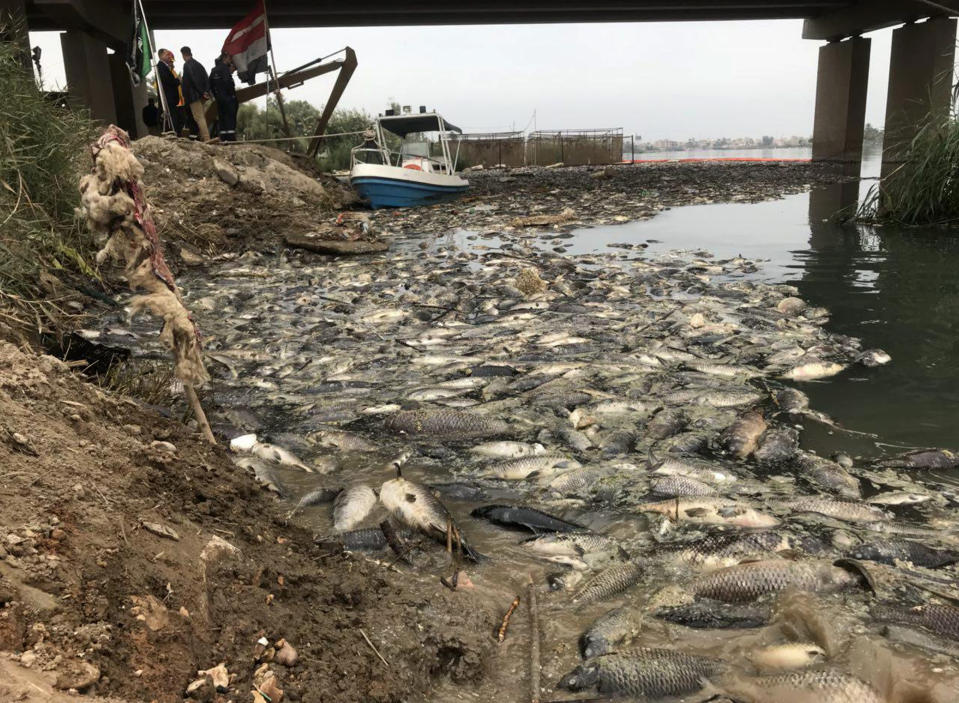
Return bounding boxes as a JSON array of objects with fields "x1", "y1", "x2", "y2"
[
  {"x1": 882, "y1": 17, "x2": 957, "y2": 175},
  {"x1": 60, "y1": 29, "x2": 116, "y2": 125},
  {"x1": 108, "y1": 51, "x2": 148, "y2": 137},
  {"x1": 0, "y1": 0, "x2": 32, "y2": 73},
  {"x1": 811, "y1": 36, "x2": 871, "y2": 162}
]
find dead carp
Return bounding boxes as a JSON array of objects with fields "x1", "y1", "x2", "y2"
[
  {"x1": 572, "y1": 562, "x2": 644, "y2": 605},
  {"x1": 642, "y1": 497, "x2": 779, "y2": 528},
  {"x1": 748, "y1": 643, "x2": 826, "y2": 671},
  {"x1": 661, "y1": 530, "x2": 819, "y2": 571},
  {"x1": 653, "y1": 601, "x2": 773, "y2": 629},
  {"x1": 794, "y1": 454, "x2": 861, "y2": 499},
  {"x1": 479, "y1": 453, "x2": 580, "y2": 480},
  {"x1": 558, "y1": 648, "x2": 723, "y2": 698},
  {"x1": 650, "y1": 474, "x2": 715, "y2": 497},
  {"x1": 580, "y1": 605, "x2": 644, "y2": 659},
  {"x1": 754, "y1": 428, "x2": 799, "y2": 466},
  {"x1": 332, "y1": 484, "x2": 378, "y2": 533},
  {"x1": 692, "y1": 559, "x2": 863, "y2": 603},
  {"x1": 470, "y1": 504, "x2": 584, "y2": 533},
  {"x1": 385, "y1": 408, "x2": 509, "y2": 439},
  {"x1": 719, "y1": 668, "x2": 883, "y2": 703},
  {"x1": 876, "y1": 448, "x2": 959, "y2": 470},
  {"x1": 780, "y1": 360, "x2": 845, "y2": 382},
  {"x1": 785, "y1": 497, "x2": 887, "y2": 523},
  {"x1": 468, "y1": 441, "x2": 545, "y2": 459},
  {"x1": 873, "y1": 602, "x2": 959, "y2": 642},
  {"x1": 721, "y1": 411, "x2": 767, "y2": 460},
  {"x1": 847, "y1": 539, "x2": 959, "y2": 568}
]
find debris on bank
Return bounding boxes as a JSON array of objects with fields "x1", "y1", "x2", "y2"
[{"x1": 131, "y1": 136, "x2": 359, "y2": 255}]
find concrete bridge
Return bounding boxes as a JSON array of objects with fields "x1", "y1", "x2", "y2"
[{"x1": 2, "y1": 0, "x2": 957, "y2": 169}]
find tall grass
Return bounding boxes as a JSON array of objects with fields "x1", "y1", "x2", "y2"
[
  {"x1": 858, "y1": 114, "x2": 959, "y2": 226},
  {"x1": 0, "y1": 28, "x2": 98, "y2": 334}
]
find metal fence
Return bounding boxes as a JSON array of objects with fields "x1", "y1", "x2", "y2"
[
  {"x1": 453, "y1": 128, "x2": 624, "y2": 168},
  {"x1": 527, "y1": 128, "x2": 624, "y2": 166}
]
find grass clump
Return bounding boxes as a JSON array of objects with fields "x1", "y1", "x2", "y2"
[
  {"x1": 858, "y1": 115, "x2": 959, "y2": 226},
  {"x1": 0, "y1": 29, "x2": 98, "y2": 336}
]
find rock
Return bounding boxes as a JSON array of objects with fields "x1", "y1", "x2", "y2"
[
  {"x1": 19, "y1": 650, "x2": 36, "y2": 668},
  {"x1": 199, "y1": 662, "x2": 229, "y2": 691},
  {"x1": 130, "y1": 594, "x2": 170, "y2": 631},
  {"x1": 200, "y1": 535, "x2": 240, "y2": 563},
  {"x1": 150, "y1": 440, "x2": 177, "y2": 453},
  {"x1": 186, "y1": 675, "x2": 214, "y2": 702},
  {"x1": 274, "y1": 639, "x2": 298, "y2": 667},
  {"x1": 140, "y1": 521, "x2": 180, "y2": 541},
  {"x1": 54, "y1": 661, "x2": 100, "y2": 691},
  {"x1": 253, "y1": 663, "x2": 283, "y2": 702},
  {"x1": 213, "y1": 158, "x2": 239, "y2": 186}
]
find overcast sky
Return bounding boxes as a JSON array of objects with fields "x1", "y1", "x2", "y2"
[{"x1": 30, "y1": 20, "x2": 894, "y2": 141}]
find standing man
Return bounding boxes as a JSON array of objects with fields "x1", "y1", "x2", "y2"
[
  {"x1": 210, "y1": 52, "x2": 239, "y2": 142},
  {"x1": 180, "y1": 46, "x2": 211, "y2": 142},
  {"x1": 155, "y1": 48, "x2": 184, "y2": 136}
]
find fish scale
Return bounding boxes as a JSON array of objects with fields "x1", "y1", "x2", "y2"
[
  {"x1": 724, "y1": 669, "x2": 883, "y2": 703},
  {"x1": 385, "y1": 408, "x2": 509, "y2": 438}
]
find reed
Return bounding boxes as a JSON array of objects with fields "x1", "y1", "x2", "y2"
[
  {"x1": 858, "y1": 114, "x2": 959, "y2": 226},
  {"x1": 0, "y1": 28, "x2": 98, "y2": 334}
]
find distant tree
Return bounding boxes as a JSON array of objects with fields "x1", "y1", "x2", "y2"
[
  {"x1": 863, "y1": 123, "x2": 884, "y2": 145},
  {"x1": 761, "y1": 135, "x2": 774, "y2": 146}
]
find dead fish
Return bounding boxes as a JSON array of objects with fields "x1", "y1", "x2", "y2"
[
  {"x1": 379, "y1": 475, "x2": 482, "y2": 561},
  {"x1": 233, "y1": 456, "x2": 287, "y2": 497},
  {"x1": 650, "y1": 474, "x2": 715, "y2": 497},
  {"x1": 847, "y1": 539, "x2": 959, "y2": 568},
  {"x1": 642, "y1": 497, "x2": 779, "y2": 528},
  {"x1": 749, "y1": 643, "x2": 826, "y2": 671},
  {"x1": 557, "y1": 426, "x2": 594, "y2": 451},
  {"x1": 662, "y1": 531, "x2": 818, "y2": 571},
  {"x1": 856, "y1": 348, "x2": 891, "y2": 367},
  {"x1": 544, "y1": 467, "x2": 604, "y2": 496},
  {"x1": 873, "y1": 601, "x2": 959, "y2": 642},
  {"x1": 876, "y1": 448, "x2": 959, "y2": 470},
  {"x1": 721, "y1": 411, "x2": 767, "y2": 459},
  {"x1": 522, "y1": 532, "x2": 625, "y2": 561},
  {"x1": 230, "y1": 433, "x2": 314, "y2": 472},
  {"x1": 480, "y1": 454, "x2": 580, "y2": 480},
  {"x1": 719, "y1": 669, "x2": 883, "y2": 703},
  {"x1": 332, "y1": 484, "x2": 378, "y2": 532},
  {"x1": 468, "y1": 441, "x2": 545, "y2": 459},
  {"x1": 653, "y1": 457, "x2": 738, "y2": 484},
  {"x1": 580, "y1": 605, "x2": 643, "y2": 659},
  {"x1": 686, "y1": 359, "x2": 759, "y2": 378},
  {"x1": 645, "y1": 408, "x2": 687, "y2": 440},
  {"x1": 307, "y1": 428, "x2": 377, "y2": 452},
  {"x1": 776, "y1": 296, "x2": 807, "y2": 316},
  {"x1": 653, "y1": 601, "x2": 772, "y2": 629},
  {"x1": 754, "y1": 428, "x2": 799, "y2": 466},
  {"x1": 785, "y1": 498, "x2": 887, "y2": 523},
  {"x1": 781, "y1": 361, "x2": 845, "y2": 382},
  {"x1": 572, "y1": 562, "x2": 644, "y2": 605},
  {"x1": 287, "y1": 486, "x2": 341, "y2": 517},
  {"x1": 794, "y1": 454, "x2": 860, "y2": 499},
  {"x1": 867, "y1": 490, "x2": 932, "y2": 506},
  {"x1": 692, "y1": 560, "x2": 862, "y2": 603},
  {"x1": 558, "y1": 648, "x2": 723, "y2": 698},
  {"x1": 470, "y1": 504, "x2": 584, "y2": 533},
  {"x1": 385, "y1": 408, "x2": 509, "y2": 439},
  {"x1": 776, "y1": 387, "x2": 810, "y2": 414}
]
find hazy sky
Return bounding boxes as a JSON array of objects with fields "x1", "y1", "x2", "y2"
[{"x1": 30, "y1": 20, "x2": 894, "y2": 141}]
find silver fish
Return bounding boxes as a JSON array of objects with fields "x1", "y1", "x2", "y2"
[
  {"x1": 720, "y1": 669, "x2": 883, "y2": 703},
  {"x1": 786, "y1": 498, "x2": 887, "y2": 523},
  {"x1": 385, "y1": 408, "x2": 509, "y2": 438},
  {"x1": 572, "y1": 562, "x2": 644, "y2": 605},
  {"x1": 480, "y1": 454, "x2": 580, "y2": 480},
  {"x1": 332, "y1": 484, "x2": 378, "y2": 532},
  {"x1": 580, "y1": 605, "x2": 644, "y2": 658},
  {"x1": 559, "y1": 648, "x2": 723, "y2": 698},
  {"x1": 692, "y1": 559, "x2": 861, "y2": 603}
]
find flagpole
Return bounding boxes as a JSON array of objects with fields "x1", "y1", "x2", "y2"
[
  {"x1": 137, "y1": 0, "x2": 173, "y2": 134},
  {"x1": 261, "y1": 0, "x2": 291, "y2": 139}
]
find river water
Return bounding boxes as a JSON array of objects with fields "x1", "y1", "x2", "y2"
[{"x1": 571, "y1": 148, "x2": 959, "y2": 470}]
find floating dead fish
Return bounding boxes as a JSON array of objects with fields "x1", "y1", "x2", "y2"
[
  {"x1": 692, "y1": 559, "x2": 864, "y2": 603},
  {"x1": 749, "y1": 643, "x2": 826, "y2": 671},
  {"x1": 719, "y1": 668, "x2": 883, "y2": 703},
  {"x1": 781, "y1": 361, "x2": 845, "y2": 382},
  {"x1": 642, "y1": 497, "x2": 779, "y2": 528},
  {"x1": 572, "y1": 561, "x2": 644, "y2": 605},
  {"x1": 470, "y1": 504, "x2": 584, "y2": 533},
  {"x1": 385, "y1": 408, "x2": 510, "y2": 439},
  {"x1": 721, "y1": 410, "x2": 767, "y2": 460},
  {"x1": 785, "y1": 498, "x2": 887, "y2": 524},
  {"x1": 580, "y1": 605, "x2": 644, "y2": 659},
  {"x1": 479, "y1": 454, "x2": 580, "y2": 480},
  {"x1": 558, "y1": 648, "x2": 723, "y2": 699},
  {"x1": 468, "y1": 441, "x2": 545, "y2": 459},
  {"x1": 332, "y1": 484, "x2": 378, "y2": 532}
]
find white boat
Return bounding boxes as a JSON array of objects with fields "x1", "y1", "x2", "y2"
[{"x1": 349, "y1": 112, "x2": 468, "y2": 209}]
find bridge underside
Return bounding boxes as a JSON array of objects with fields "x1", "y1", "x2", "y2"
[{"x1": 3, "y1": 0, "x2": 958, "y2": 170}]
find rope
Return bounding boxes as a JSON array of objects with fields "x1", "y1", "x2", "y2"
[{"x1": 222, "y1": 130, "x2": 369, "y2": 145}]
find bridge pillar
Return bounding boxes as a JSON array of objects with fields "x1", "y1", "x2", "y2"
[
  {"x1": 60, "y1": 28, "x2": 116, "y2": 125},
  {"x1": 0, "y1": 0, "x2": 32, "y2": 72},
  {"x1": 811, "y1": 36, "x2": 870, "y2": 162},
  {"x1": 882, "y1": 17, "x2": 956, "y2": 177}
]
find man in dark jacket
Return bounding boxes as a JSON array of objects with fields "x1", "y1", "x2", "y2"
[
  {"x1": 142, "y1": 97, "x2": 160, "y2": 136},
  {"x1": 155, "y1": 48, "x2": 184, "y2": 136},
  {"x1": 210, "y1": 52, "x2": 238, "y2": 142},
  {"x1": 180, "y1": 46, "x2": 210, "y2": 141}
]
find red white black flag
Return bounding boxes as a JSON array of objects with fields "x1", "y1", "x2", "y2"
[{"x1": 223, "y1": 0, "x2": 270, "y2": 84}]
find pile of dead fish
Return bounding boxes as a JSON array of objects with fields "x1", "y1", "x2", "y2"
[{"x1": 93, "y1": 226, "x2": 959, "y2": 701}]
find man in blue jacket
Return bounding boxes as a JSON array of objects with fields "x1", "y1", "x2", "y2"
[
  {"x1": 180, "y1": 46, "x2": 210, "y2": 141},
  {"x1": 210, "y1": 52, "x2": 238, "y2": 142}
]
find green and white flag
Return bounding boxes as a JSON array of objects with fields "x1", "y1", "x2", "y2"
[{"x1": 126, "y1": 0, "x2": 151, "y2": 86}]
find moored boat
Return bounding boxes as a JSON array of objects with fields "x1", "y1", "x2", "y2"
[{"x1": 349, "y1": 111, "x2": 468, "y2": 209}]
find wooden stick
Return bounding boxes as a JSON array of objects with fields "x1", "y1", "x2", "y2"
[
  {"x1": 184, "y1": 383, "x2": 216, "y2": 444},
  {"x1": 528, "y1": 580, "x2": 540, "y2": 703},
  {"x1": 497, "y1": 595, "x2": 521, "y2": 643},
  {"x1": 359, "y1": 628, "x2": 390, "y2": 668}
]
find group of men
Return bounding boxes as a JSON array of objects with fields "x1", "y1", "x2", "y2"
[{"x1": 147, "y1": 46, "x2": 239, "y2": 142}]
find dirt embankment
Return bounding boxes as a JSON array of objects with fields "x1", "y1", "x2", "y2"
[
  {"x1": 0, "y1": 341, "x2": 493, "y2": 702},
  {"x1": 131, "y1": 137, "x2": 357, "y2": 258}
]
